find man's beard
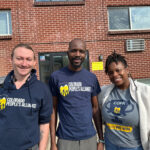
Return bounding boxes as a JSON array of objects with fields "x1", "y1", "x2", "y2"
[{"x1": 69, "y1": 56, "x2": 84, "y2": 69}]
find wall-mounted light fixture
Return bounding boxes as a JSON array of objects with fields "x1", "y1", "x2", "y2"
[{"x1": 99, "y1": 55, "x2": 103, "y2": 61}]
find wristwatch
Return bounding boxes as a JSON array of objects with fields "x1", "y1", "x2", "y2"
[{"x1": 97, "y1": 139, "x2": 105, "y2": 144}]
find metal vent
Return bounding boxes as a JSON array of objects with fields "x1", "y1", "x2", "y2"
[{"x1": 126, "y1": 39, "x2": 145, "y2": 51}]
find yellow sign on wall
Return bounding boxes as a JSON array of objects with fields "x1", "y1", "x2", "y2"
[{"x1": 92, "y1": 62, "x2": 103, "y2": 71}]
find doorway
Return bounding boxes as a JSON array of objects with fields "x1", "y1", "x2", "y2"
[{"x1": 38, "y1": 51, "x2": 89, "y2": 84}]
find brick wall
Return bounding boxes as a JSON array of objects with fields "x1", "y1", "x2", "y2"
[{"x1": 0, "y1": 0, "x2": 150, "y2": 85}]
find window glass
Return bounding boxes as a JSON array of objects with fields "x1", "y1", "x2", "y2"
[
  {"x1": 131, "y1": 7, "x2": 150, "y2": 30},
  {"x1": 108, "y1": 6, "x2": 150, "y2": 31},
  {"x1": 108, "y1": 8, "x2": 130, "y2": 30},
  {"x1": 0, "y1": 11, "x2": 12, "y2": 35}
]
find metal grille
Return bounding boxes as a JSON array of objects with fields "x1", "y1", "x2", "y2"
[{"x1": 126, "y1": 39, "x2": 145, "y2": 51}]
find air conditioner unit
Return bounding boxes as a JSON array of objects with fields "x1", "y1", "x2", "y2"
[{"x1": 126, "y1": 39, "x2": 145, "y2": 52}]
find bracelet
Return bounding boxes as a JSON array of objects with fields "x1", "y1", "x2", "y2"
[{"x1": 97, "y1": 139, "x2": 105, "y2": 144}]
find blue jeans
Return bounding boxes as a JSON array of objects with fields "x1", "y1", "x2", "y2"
[{"x1": 105, "y1": 136, "x2": 143, "y2": 150}]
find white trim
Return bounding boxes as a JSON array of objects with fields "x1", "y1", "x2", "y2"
[{"x1": 0, "y1": 10, "x2": 12, "y2": 35}]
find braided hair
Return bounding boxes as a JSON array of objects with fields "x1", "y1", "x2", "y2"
[{"x1": 105, "y1": 51, "x2": 128, "y2": 74}]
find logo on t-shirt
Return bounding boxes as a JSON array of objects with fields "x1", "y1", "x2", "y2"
[
  {"x1": 105, "y1": 99, "x2": 134, "y2": 124},
  {"x1": 105, "y1": 99, "x2": 134, "y2": 132},
  {"x1": 106, "y1": 123, "x2": 133, "y2": 132},
  {"x1": 60, "y1": 85, "x2": 69, "y2": 96},
  {"x1": 59, "y1": 82, "x2": 91, "y2": 97},
  {"x1": 105, "y1": 99, "x2": 134, "y2": 116}
]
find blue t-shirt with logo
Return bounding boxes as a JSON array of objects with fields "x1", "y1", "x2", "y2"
[{"x1": 49, "y1": 67, "x2": 101, "y2": 140}]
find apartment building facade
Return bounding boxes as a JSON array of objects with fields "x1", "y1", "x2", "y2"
[{"x1": 0, "y1": 0, "x2": 150, "y2": 85}]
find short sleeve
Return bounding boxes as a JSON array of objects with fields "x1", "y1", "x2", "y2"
[
  {"x1": 49, "y1": 74, "x2": 59, "y2": 97},
  {"x1": 39, "y1": 84, "x2": 53, "y2": 124},
  {"x1": 91, "y1": 75, "x2": 101, "y2": 97}
]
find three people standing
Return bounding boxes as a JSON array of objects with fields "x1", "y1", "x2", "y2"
[{"x1": 1, "y1": 40, "x2": 149, "y2": 150}]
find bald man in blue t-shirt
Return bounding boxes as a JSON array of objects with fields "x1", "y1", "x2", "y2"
[{"x1": 49, "y1": 39, "x2": 104, "y2": 150}]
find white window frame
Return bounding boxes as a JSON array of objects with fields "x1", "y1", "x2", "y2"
[{"x1": 0, "y1": 10, "x2": 12, "y2": 36}]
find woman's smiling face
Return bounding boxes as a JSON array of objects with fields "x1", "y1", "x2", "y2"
[{"x1": 107, "y1": 61, "x2": 130, "y2": 90}]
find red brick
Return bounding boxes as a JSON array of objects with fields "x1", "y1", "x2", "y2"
[{"x1": 0, "y1": 0, "x2": 150, "y2": 85}]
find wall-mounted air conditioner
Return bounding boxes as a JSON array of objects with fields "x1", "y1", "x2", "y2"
[{"x1": 126, "y1": 39, "x2": 145, "y2": 52}]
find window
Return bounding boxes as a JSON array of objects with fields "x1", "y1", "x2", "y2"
[
  {"x1": 0, "y1": 10, "x2": 12, "y2": 35},
  {"x1": 39, "y1": 51, "x2": 89, "y2": 84},
  {"x1": 35, "y1": 0, "x2": 83, "y2": 2},
  {"x1": 34, "y1": 0, "x2": 85, "y2": 6},
  {"x1": 108, "y1": 6, "x2": 150, "y2": 31}
]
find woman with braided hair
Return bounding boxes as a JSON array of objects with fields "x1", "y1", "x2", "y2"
[{"x1": 98, "y1": 51, "x2": 150, "y2": 150}]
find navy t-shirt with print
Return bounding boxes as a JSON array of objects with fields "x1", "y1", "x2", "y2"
[{"x1": 49, "y1": 67, "x2": 101, "y2": 140}]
